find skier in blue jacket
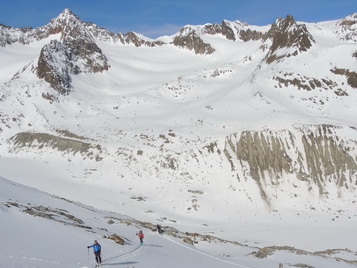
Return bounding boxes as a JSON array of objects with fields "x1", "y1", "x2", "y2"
[{"x1": 87, "y1": 240, "x2": 102, "y2": 266}]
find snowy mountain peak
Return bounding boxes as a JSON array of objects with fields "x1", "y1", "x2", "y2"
[
  {"x1": 33, "y1": 9, "x2": 110, "y2": 94},
  {"x1": 0, "y1": 8, "x2": 92, "y2": 46},
  {"x1": 343, "y1": 12, "x2": 357, "y2": 21},
  {"x1": 53, "y1": 8, "x2": 80, "y2": 23},
  {"x1": 59, "y1": 8, "x2": 77, "y2": 17},
  {"x1": 337, "y1": 12, "x2": 357, "y2": 29},
  {"x1": 172, "y1": 26, "x2": 215, "y2": 54},
  {"x1": 47, "y1": 8, "x2": 94, "y2": 43},
  {"x1": 272, "y1": 15, "x2": 295, "y2": 30},
  {"x1": 264, "y1": 15, "x2": 314, "y2": 63},
  {"x1": 336, "y1": 12, "x2": 357, "y2": 41}
]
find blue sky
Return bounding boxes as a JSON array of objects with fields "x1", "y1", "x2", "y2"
[{"x1": 1, "y1": 0, "x2": 356, "y2": 38}]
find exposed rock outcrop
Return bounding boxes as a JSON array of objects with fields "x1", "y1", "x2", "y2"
[
  {"x1": 202, "y1": 20, "x2": 266, "y2": 41},
  {"x1": 103, "y1": 234, "x2": 126, "y2": 245},
  {"x1": 35, "y1": 9, "x2": 109, "y2": 94},
  {"x1": 37, "y1": 37, "x2": 109, "y2": 94},
  {"x1": 118, "y1": 32, "x2": 165, "y2": 47},
  {"x1": 264, "y1": 15, "x2": 315, "y2": 63},
  {"x1": 0, "y1": 24, "x2": 33, "y2": 47},
  {"x1": 4, "y1": 201, "x2": 91, "y2": 229},
  {"x1": 85, "y1": 23, "x2": 165, "y2": 47},
  {"x1": 331, "y1": 68, "x2": 357, "y2": 89},
  {"x1": 9, "y1": 132, "x2": 103, "y2": 160},
  {"x1": 224, "y1": 125, "x2": 357, "y2": 204},
  {"x1": 172, "y1": 27, "x2": 215, "y2": 54},
  {"x1": 273, "y1": 72, "x2": 347, "y2": 96},
  {"x1": 336, "y1": 13, "x2": 357, "y2": 42},
  {"x1": 37, "y1": 40, "x2": 72, "y2": 94}
]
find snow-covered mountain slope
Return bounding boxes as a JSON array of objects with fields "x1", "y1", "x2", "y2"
[
  {"x1": 1, "y1": 176, "x2": 356, "y2": 268},
  {"x1": 0, "y1": 9, "x2": 357, "y2": 267}
]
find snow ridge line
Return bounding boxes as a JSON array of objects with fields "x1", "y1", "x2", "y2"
[{"x1": 163, "y1": 235, "x2": 254, "y2": 268}]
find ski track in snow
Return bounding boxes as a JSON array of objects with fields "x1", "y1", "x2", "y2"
[
  {"x1": 89, "y1": 234, "x2": 250, "y2": 268},
  {"x1": 81, "y1": 243, "x2": 143, "y2": 267},
  {"x1": 163, "y1": 235, "x2": 252, "y2": 268},
  {"x1": 101, "y1": 243, "x2": 143, "y2": 265}
]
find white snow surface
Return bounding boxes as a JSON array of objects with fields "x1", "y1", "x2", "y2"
[
  {"x1": 1, "y1": 11, "x2": 357, "y2": 268},
  {"x1": 1, "y1": 175, "x2": 356, "y2": 268}
]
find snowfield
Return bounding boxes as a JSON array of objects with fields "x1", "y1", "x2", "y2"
[{"x1": 1, "y1": 175, "x2": 356, "y2": 268}]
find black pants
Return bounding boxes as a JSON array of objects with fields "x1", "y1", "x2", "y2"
[{"x1": 94, "y1": 250, "x2": 102, "y2": 264}]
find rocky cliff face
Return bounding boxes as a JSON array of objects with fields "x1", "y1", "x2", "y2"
[
  {"x1": 34, "y1": 9, "x2": 109, "y2": 94},
  {"x1": 264, "y1": 15, "x2": 315, "y2": 63},
  {"x1": 85, "y1": 23, "x2": 165, "y2": 47},
  {"x1": 172, "y1": 27, "x2": 215, "y2": 54},
  {"x1": 36, "y1": 38, "x2": 109, "y2": 94},
  {"x1": 336, "y1": 12, "x2": 357, "y2": 41},
  {"x1": 0, "y1": 24, "x2": 33, "y2": 46},
  {"x1": 202, "y1": 20, "x2": 267, "y2": 42},
  {"x1": 224, "y1": 125, "x2": 357, "y2": 205},
  {"x1": 9, "y1": 132, "x2": 102, "y2": 160},
  {"x1": 117, "y1": 32, "x2": 165, "y2": 47},
  {"x1": 37, "y1": 41, "x2": 72, "y2": 94},
  {"x1": 7, "y1": 125, "x2": 357, "y2": 208}
]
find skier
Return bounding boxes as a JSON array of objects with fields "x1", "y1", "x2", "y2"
[
  {"x1": 157, "y1": 224, "x2": 163, "y2": 234},
  {"x1": 87, "y1": 240, "x2": 102, "y2": 267},
  {"x1": 136, "y1": 230, "x2": 144, "y2": 245}
]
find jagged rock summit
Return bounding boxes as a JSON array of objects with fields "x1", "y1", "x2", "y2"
[
  {"x1": 36, "y1": 9, "x2": 109, "y2": 94},
  {"x1": 0, "y1": 8, "x2": 90, "y2": 46},
  {"x1": 336, "y1": 12, "x2": 357, "y2": 41},
  {"x1": 49, "y1": 8, "x2": 94, "y2": 42},
  {"x1": 264, "y1": 15, "x2": 315, "y2": 63}
]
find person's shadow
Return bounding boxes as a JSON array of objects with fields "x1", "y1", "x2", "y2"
[
  {"x1": 144, "y1": 244, "x2": 163, "y2": 248},
  {"x1": 103, "y1": 261, "x2": 138, "y2": 266}
]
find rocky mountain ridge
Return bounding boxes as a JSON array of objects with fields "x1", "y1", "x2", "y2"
[
  {"x1": 1, "y1": 9, "x2": 355, "y2": 93},
  {"x1": 1, "y1": 9, "x2": 355, "y2": 49}
]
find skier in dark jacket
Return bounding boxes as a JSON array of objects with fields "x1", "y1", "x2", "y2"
[
  {"x1": 87, "y1": 240, "x2": 102, "y2": 266},
  {"x1": 157, "y1": 224, "x2": 163, "y2": 234}
]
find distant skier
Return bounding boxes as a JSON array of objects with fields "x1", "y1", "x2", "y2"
[
  {"x1": 157, "y1": 224, "x2": 163, "y2": 234},
  {"x1": 136, "y1": 230, "x2": 144, "y2": 245},
  {"x1": 87, "y1": 240, "x2": 102, "y2": 267}
]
